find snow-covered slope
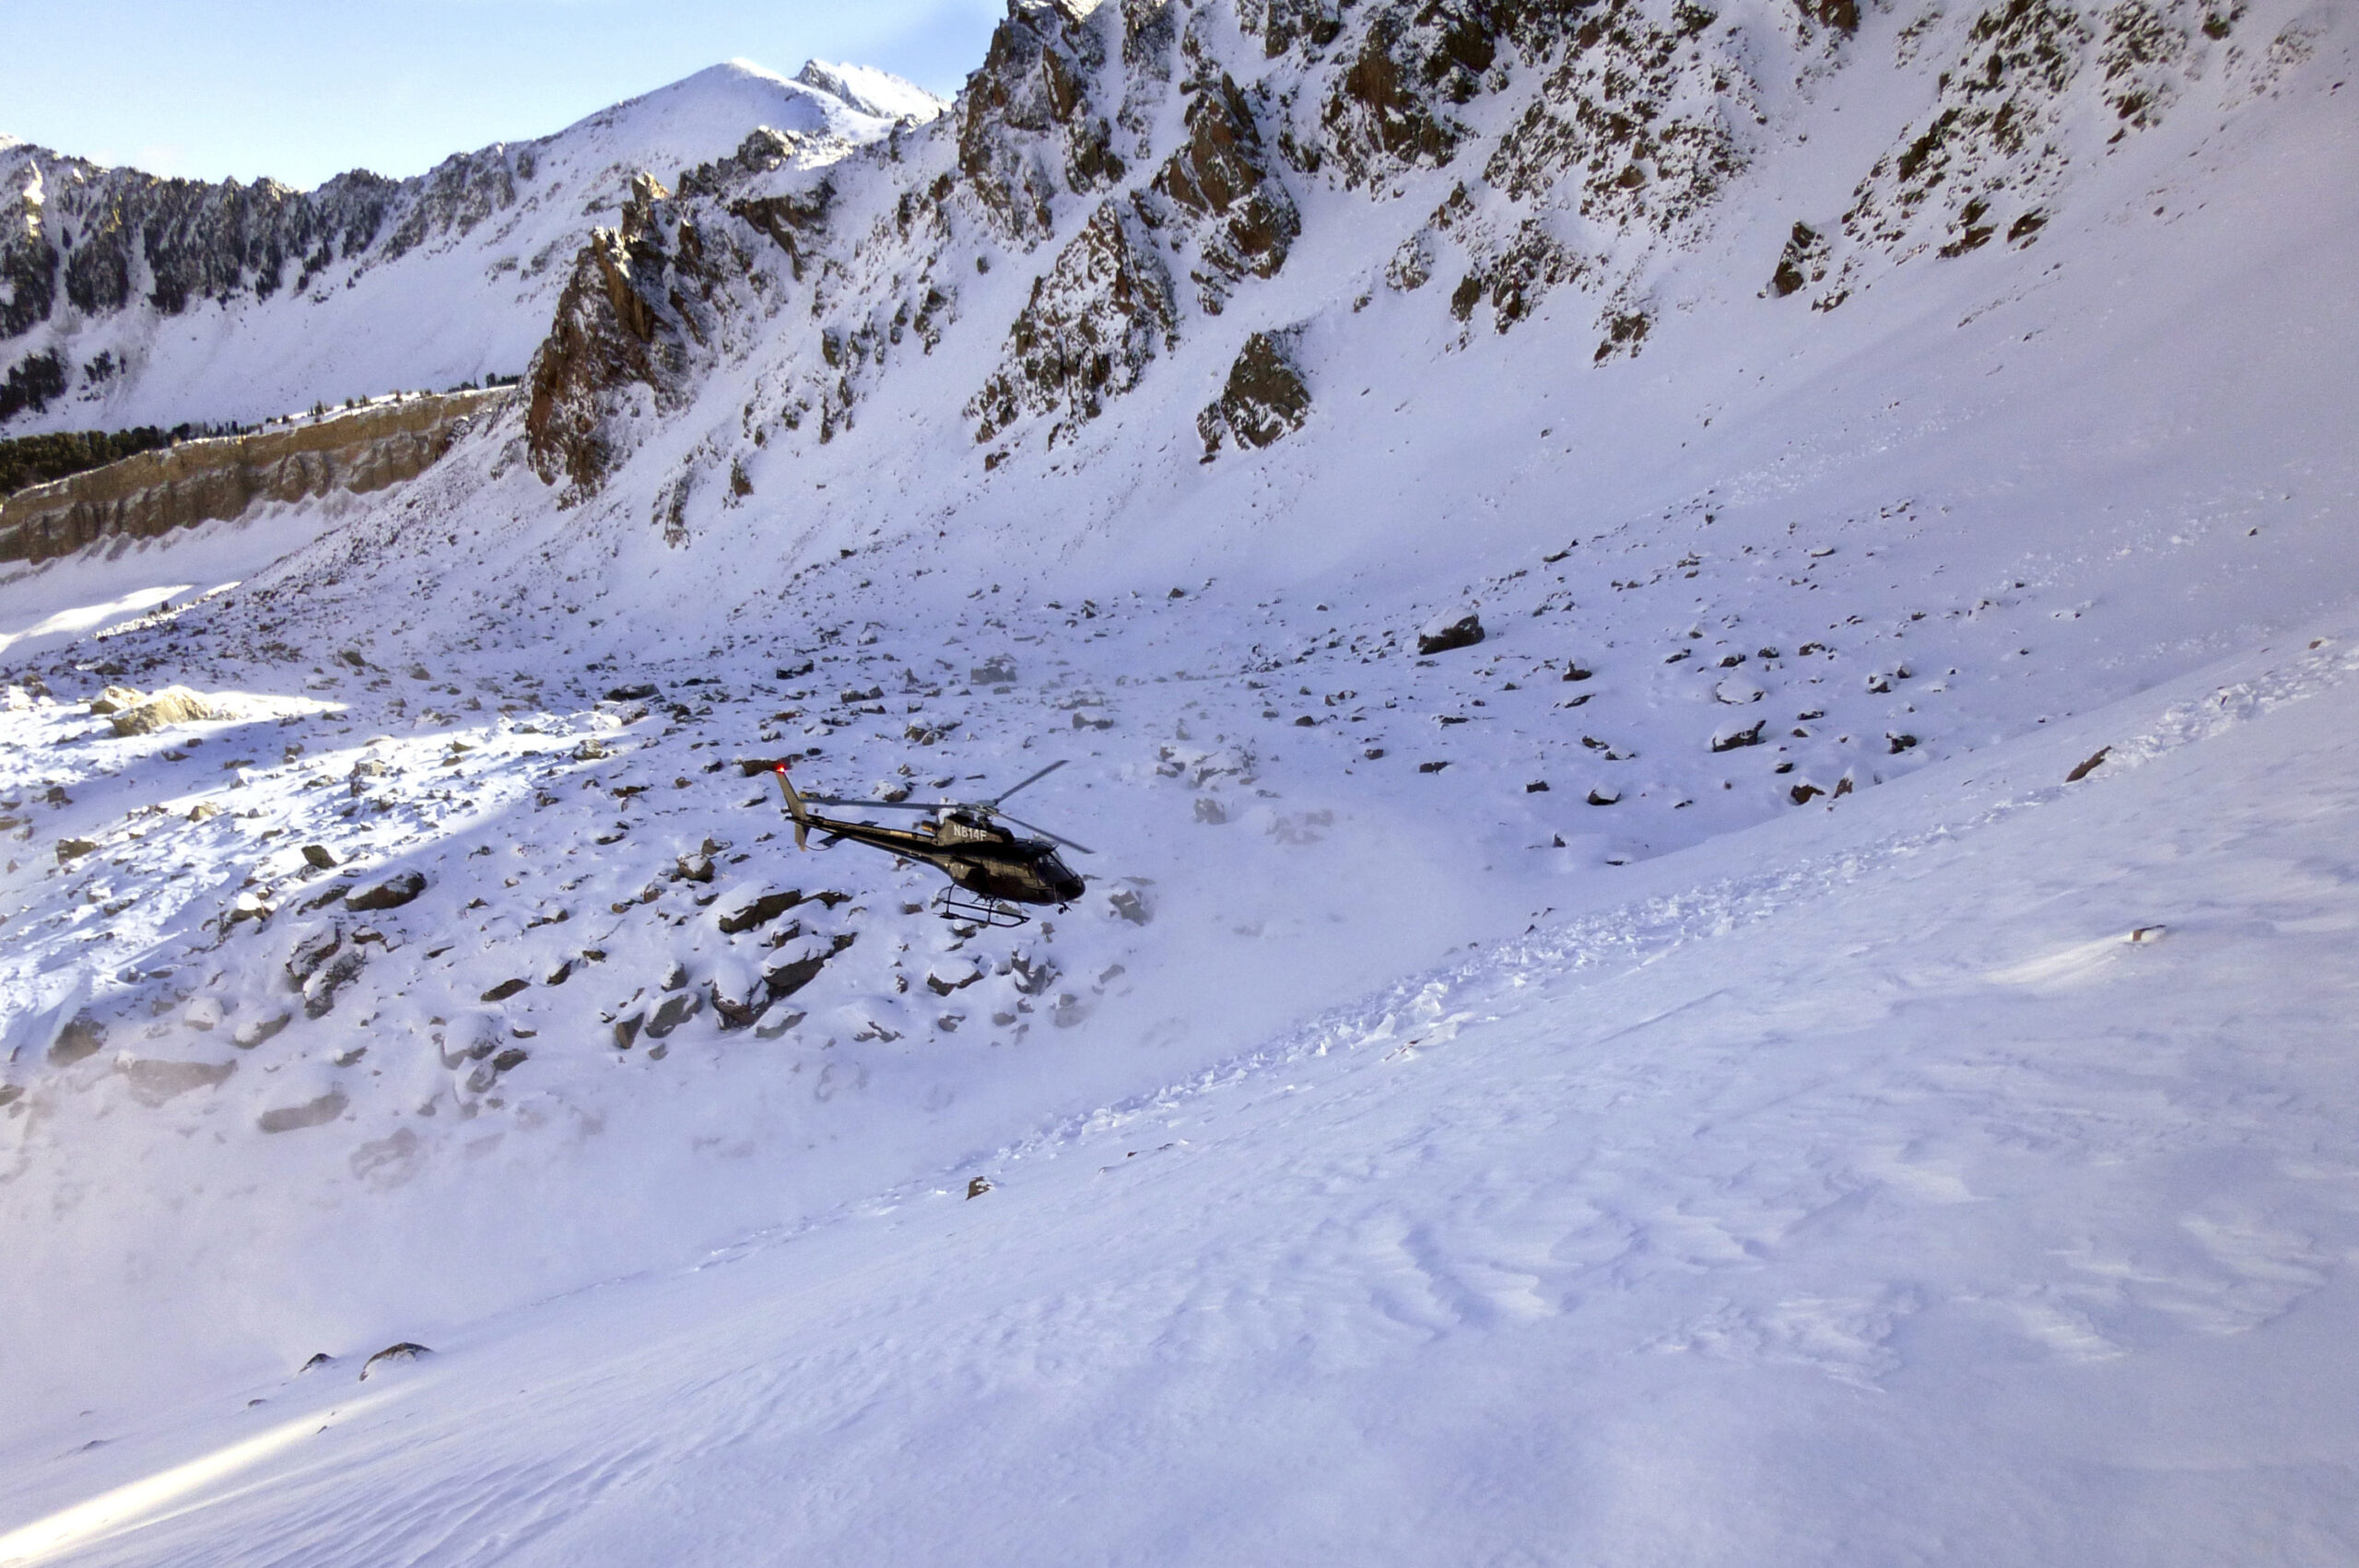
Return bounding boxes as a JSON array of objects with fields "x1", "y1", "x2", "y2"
[
  {"x1": 0, "y1": 0, "x2": 2355, "y2": 1556},
  {"x1": 6, "y1": 609, "x2": 2359, "y2": 1566},
  {"x1": 0, "y1": 60, "x2": 944, "y2": 433}
]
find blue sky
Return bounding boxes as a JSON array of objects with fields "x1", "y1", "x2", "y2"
[{"x1": 1, "y1": 0, "x2": 1005, "y2": 188}]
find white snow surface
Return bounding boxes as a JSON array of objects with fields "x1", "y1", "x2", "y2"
[
  {"x1": 792, "y1": 59, "x2": 955, "y2": 123},
  {"x1": 1, "y1": 0, "x2": 2357, "y2": 1559}
]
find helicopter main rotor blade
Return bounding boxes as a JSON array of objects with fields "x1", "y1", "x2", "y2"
[
  {"x1": 796, "y1": 795, "x2": 941, "y2": 812},
  {"x1": 982, "y1": 758, "x2": 1067, "y2": 809},
  {"x1": 995, "y1": 812, "x2": 1095, "y2": 855}
]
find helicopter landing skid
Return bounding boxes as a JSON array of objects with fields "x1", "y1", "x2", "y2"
[{"x1": 931, "y1": 886, "x2": 1032, "y2": 929}]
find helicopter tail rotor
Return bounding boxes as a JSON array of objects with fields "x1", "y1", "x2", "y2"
[{"x1": 773, "y1": 764, "x2": 811, "y2": 850}]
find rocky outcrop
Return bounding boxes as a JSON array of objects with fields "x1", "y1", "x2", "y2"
[
  {"x1": 1145, "y1": 74, "x2": 1299, "y2": 311},
  {"x1": 109, "y1": 685, "x2": 224, "y2": 736},
  {"x1": 0, "y1": 142, "x2": 509, "y2": 341},
  {"x1": 1813, "y1": 0, "x2": 2248, "y2": 308},
  {"x1": 1319, "y1": 0, "x2": 1502, "y2": 187},
  {"x1": 0, "y1": 388, "x2": 510, "y2": 564},
  {"x1": 957, "y1": 0, "x2": 1128, "y2": 241},
  {"x1": 1197, "y1": 330, "x2": 1310, "y2": 456},
  {"x1": 0, "y1": 64, "x2": 935, "y2": 436},
  {"x1": 968, "y1": 200, "x2": 1177, "y2": 447},
  {"x1": 477, "y1": 0, "x2": 2244, "y2": 495},
  {"x1": 525, "y1": 176, "x2": 736, "y2": 497},
  {"x1": 1244, "y1": 0, "x2": 1345, "y2": 57}
]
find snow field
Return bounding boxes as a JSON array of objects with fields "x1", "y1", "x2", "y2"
[{"x1": 4, "y1": 613, "x2": 2356, "y2": 1565}]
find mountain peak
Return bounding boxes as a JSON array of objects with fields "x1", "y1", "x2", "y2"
[{"x1": 792, "y1": 59, "x2": 952, "y2": 123}]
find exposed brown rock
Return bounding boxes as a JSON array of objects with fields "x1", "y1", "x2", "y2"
[
  {"x1": 1198, "y1": 331, "x2": 1311, "y2": 457},
  {"x1": 525, "y1": 175, "x2": 731, "y2": 497},
  {"x1": 957, "y1": 0, "x2": 1125, "y2": 240},
  {"x1": 1321, "y1": 3, "x2": 1500, "y2": 186},
  {"x1": 1417, "y1": 609, "x2": 1485, "y2": 655},
  {"x1": 1247, "y1": 0, "x2": 1344, "y2": 56},
  {"x1": 119, "y1": 1058, "x2": 236, "y2": 1107},
  {"x1": 358, "y1": 1342, "x2": 432, "y2": 1378},
  {"x1": 969, "y1": 200, "x2": 1177, "y2": 447},
  {"x1": 1796, "y1": 0, "x2": 1860, "y2": 33},
  {"x1": 257, "y1": 1089, "x2": 347, "y2": 1133},
  {"x1": 49, "y1": 1011, "x2": 107, "y2": 1066},
  {"x1": 345, "y1": 870, "x2": 427, "y2": 912},
  {"x1": 0, "y1": 390, "x2": 509, "y2": 565},
  {"x1": 1149, "y1": 75, "x2": 1299, "y2": 310}
]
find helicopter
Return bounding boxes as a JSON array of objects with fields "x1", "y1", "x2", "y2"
[{"x1": 772, "y1": 758, "x2": 1089, "y2": 927}]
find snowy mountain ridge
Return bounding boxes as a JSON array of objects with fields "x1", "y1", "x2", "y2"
[{"x1": 0, "y1": 60, "x2": 945, "y2": 435}]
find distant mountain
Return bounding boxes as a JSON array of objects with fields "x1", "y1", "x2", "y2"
[{"x1": 0, "y1": 60, "x2": 945, "y2": 433}]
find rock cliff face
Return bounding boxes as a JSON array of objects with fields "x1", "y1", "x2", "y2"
[
  {"x1": 968, "y1": 200, "x2": 1179, "y2": 448},
  {"x1": 501, "y1": 0, "x2": 2277, "y2": 512},
  {"x1": 525, "y1": 175, "x2": 743, "y2": 497},
  {"x1": 0, "y1": 388, "x2": 511, "y2": 564}
]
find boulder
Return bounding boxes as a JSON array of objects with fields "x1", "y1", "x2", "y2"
[
  {"x1": 1710, "y1": 720, "x2": 1766, "y2": 752},
  {"x1": 232, "y1": 1011, "x2": 293, "y2": 1048},
  {"x1": 119, "y1": 1058, "x2": 236, "y2": 1106},
  {"x1": 284, "y1": 925, "x2": 343, "y2": 990},
  {"x1": 88, "y1": 684, "x2": 144, "y2": 715},
  {"x1": 434, "y1": 1012, "x2": 504, "y2": 1069},
  {"x1": 257, "y1": 1089, "x2": 347, "y2": 1133},
  {"x1": 763, "y1": 932, "x2": 855, "y2": 1000},
  {"x1": 2066, "y1": 746, "x2": 2110, "y2": 782},
  {"x1": 110, "y1": 685, "x2": 222, "y2": 736},
  {"x1": 1416, "y1": 608, "x2": 1485, "y2": 656},
  {"x1": 48, "y1": 1011, "x2": 107, "y2": 1066},
  {"x1": 1197, "y1": 331, "x2": 1311, "y2": 456},
  {"x1": 345, "y1": 870, "x2": 427, "y2": 912},
  {"x1": 358, "y1": 1342, "x2": 432, "y2": 1380},
  {"x1": 710, "y1": 965, "x2": 769, "y2": 1030},
  {"x1": 719, "y1": 887, "x2": 803, "y2": 935},
  {"x1": 302, "y1": 951, "x2": 365, "y2": 1019},
  {"x1": 643, "y1": 989, "x2": 704, "y2": 1039},
  {"x1": 925, "y1": 958, "x2": 984, "y2": 996}
]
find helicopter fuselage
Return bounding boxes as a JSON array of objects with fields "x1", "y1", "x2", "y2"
[{"x1": 786, "y1": 797, "x2": 1086, "y2": 906}]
